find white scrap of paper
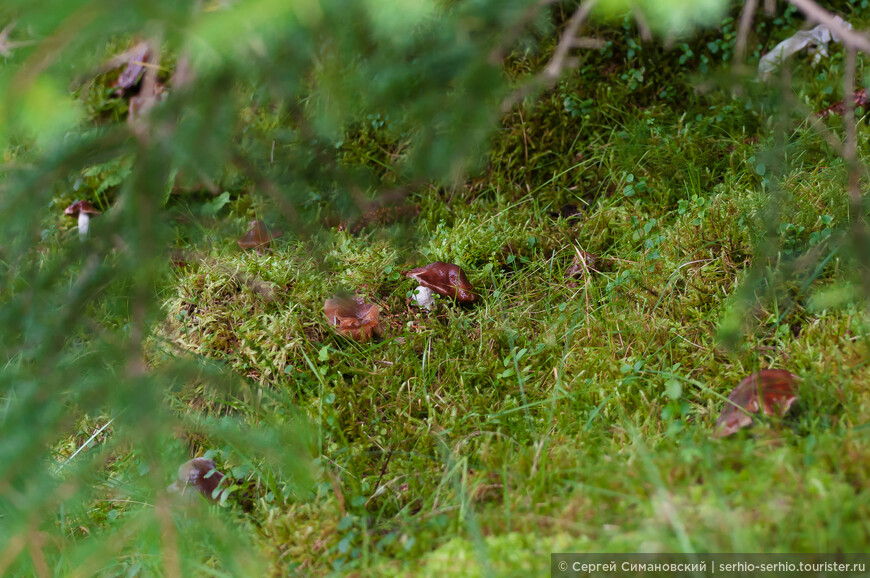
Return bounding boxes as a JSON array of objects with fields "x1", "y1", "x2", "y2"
[{"x1": 758, "y1": 16, "x2": 852, "y2": 80}]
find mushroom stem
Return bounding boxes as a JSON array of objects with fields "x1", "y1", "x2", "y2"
[
  {"x1": 413, "y1": 285, "x2": 435, "y2": 310},
  {"x1": 77, "y1": 212, "x2": 90, "y2": 238}
]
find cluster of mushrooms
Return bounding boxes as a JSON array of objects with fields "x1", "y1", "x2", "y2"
[
  {"x1": 233, "y1": 221, "x2": 479, "y2": 346},
  {"x1": 322, "y1": 261, "x2": 477, "y2": 344},
  {"x1": 60, "y1": 206, "x2": 800, "y2": 499},
  {"x1": 162, "y1": 253, "x2": 483, "y2": 501},
  {"x1": 57, "y1": 41, "x2": 807, "y2": 502}
]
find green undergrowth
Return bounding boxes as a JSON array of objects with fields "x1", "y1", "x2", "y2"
[
  {"x1": 53, "y1": 8, "x2": 870, "y2": 576},
  {"x1": 156, "y1": 128, "x2": 870, "y2": 574}
]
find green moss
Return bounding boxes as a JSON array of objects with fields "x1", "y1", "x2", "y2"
[{"x1": 71, "y1": 11, "x2": 870, "y2": 575}]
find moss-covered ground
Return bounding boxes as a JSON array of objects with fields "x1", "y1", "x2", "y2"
[{"x1": 52, "y1": 8, "x2": 870, "y2": 576}]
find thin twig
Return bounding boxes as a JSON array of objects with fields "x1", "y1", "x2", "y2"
[
  {"x1": 544, "y1": 0, "x2": 598, "y2": 79},
  {"x1": 735, "y1": 0, "x2": 759, "y2": 65},
  {"x1": 0, "y1": 21, "x2": 36, "y2": 57},
  {"x1": 328, "y1": 469, "x2": 346, "y2": 517},
  {"x1": 366, "y1": 448, "x2": 395, "y2": 507},
  {"x1": 56, "y1": 418, "x2": 115, "y2": 473},
  {"x1": 155, "y1": 494, "x2": 182, "y2": 578},
  {"x1": 26, "y1": 527, "x2": 49, "y2": 578},
  {"x1": 501, "y1": 0, "x2": 599, "y2": 113},
  {"x1": 786, "y1": 0, "x2": 870, "y2": 54}
]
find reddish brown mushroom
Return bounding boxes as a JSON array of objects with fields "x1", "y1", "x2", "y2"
[
  {"x1": 113, "y1": 41, "x2": 151, "y2": 96},
  {"x1": 167, "y1": 457, "x2": 226, "y2": 502},
  {"x1": 238, "y1": 220, "x2": 282, "y2": 253},
  {"x1": 817, "y1": 88, "x2": 870, "y2": 118},
  {"x1": 404, "y1": 262, "x2": 477, "y2": 310},
  {"x1": 64, "y1": 200, "x2": 102, "y2": 239},
  {"x1": 323, "y1": 295, "x2": 382, "y2": 341},
  {"x1": 715, "y1": 369, "x2": 800, "y2": 438},
  {"x1": 566, "y1": 250, "x2": 601, "y2": 279}
]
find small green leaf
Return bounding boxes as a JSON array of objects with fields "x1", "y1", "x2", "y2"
[
  {"x1": 200, "y1": 191, "x2": 231, "y2": 217},
  {"x1": 665, "y1": 379, "x2": 683, "y2": 400}
]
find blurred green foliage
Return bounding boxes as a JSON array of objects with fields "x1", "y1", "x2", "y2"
[{"x1": 1, "y1": 0, "x2": 870, "y2": 574}]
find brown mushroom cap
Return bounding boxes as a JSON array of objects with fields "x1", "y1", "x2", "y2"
[
  {"x1": 168, "y1": 457, "x2": 226, "y2": 501},
  {"x1": 238, "y1": 220, "x2": 282, "y2": 250},
  {"x1": 715, "y1": 369, "x2": 800, "y2": 438},
  {"x1": 323, "y1": 295, "x2": 382, "y2": 341},
  {"x1": 64, "y1": 200, "x2": 101, "y2": 217},
  {"x1": 404, "y1": 262, "x2": 477, "y2": 303},
  {"x1": 566, "y1": 250, "x2": 600, "y2": 279},
  {"x1": 113, "y1": 42, "x2": 151, "y2": 95}
]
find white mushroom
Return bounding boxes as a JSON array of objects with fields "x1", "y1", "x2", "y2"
[
  {"x1": 413, "y1": 285, "x2": 436, "y2": 310},
  {"x1": 64, "y1": 200, "x2": 102, "y2": 239}
]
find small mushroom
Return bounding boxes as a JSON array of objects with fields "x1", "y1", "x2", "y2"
[
  {"x1": 818, "y1": 88, "x2": 870, "y2": 118},
  {"x1": 715, "y1": 369, "x2": 800, "y2": 438},
  {"x1": 238, "y1": 220, "x2": 282, "y2": 253},
  {"x1": 167, "y1": 457, "x2": 226, "y2": 502},
  {"x1": 566, "y1": 250, "x2": 600, "y2": 279},
  {"x1": 323, "y1": 295, "x2": 382, "y2": 341},
  {"x1": 64, "y1": 200, "x2": 102, "y2": 239},
  {"x1": 113, "y1": 41, "x2": 151, "y2": 96},
  {"x1": 404, "y1": 262, "x2": 477, "y2": 310}
]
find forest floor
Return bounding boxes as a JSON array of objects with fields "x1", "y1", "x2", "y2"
[{"x1": 59, "y1": 11, "x2": 870, "y2": 577}]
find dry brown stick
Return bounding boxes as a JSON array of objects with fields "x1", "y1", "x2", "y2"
[
  {"x1": 501, "y1": 0, "x2": 598, "y2": 113},
  {"x1": 786, "y1": 0, "x2": 870, "y2": 54},
  {"x1": 735, "y1": 0, "x2": 759, "y2": 65},
  {"x1": 367, "y1": 448, "x2": 395, "y2": 506}
]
